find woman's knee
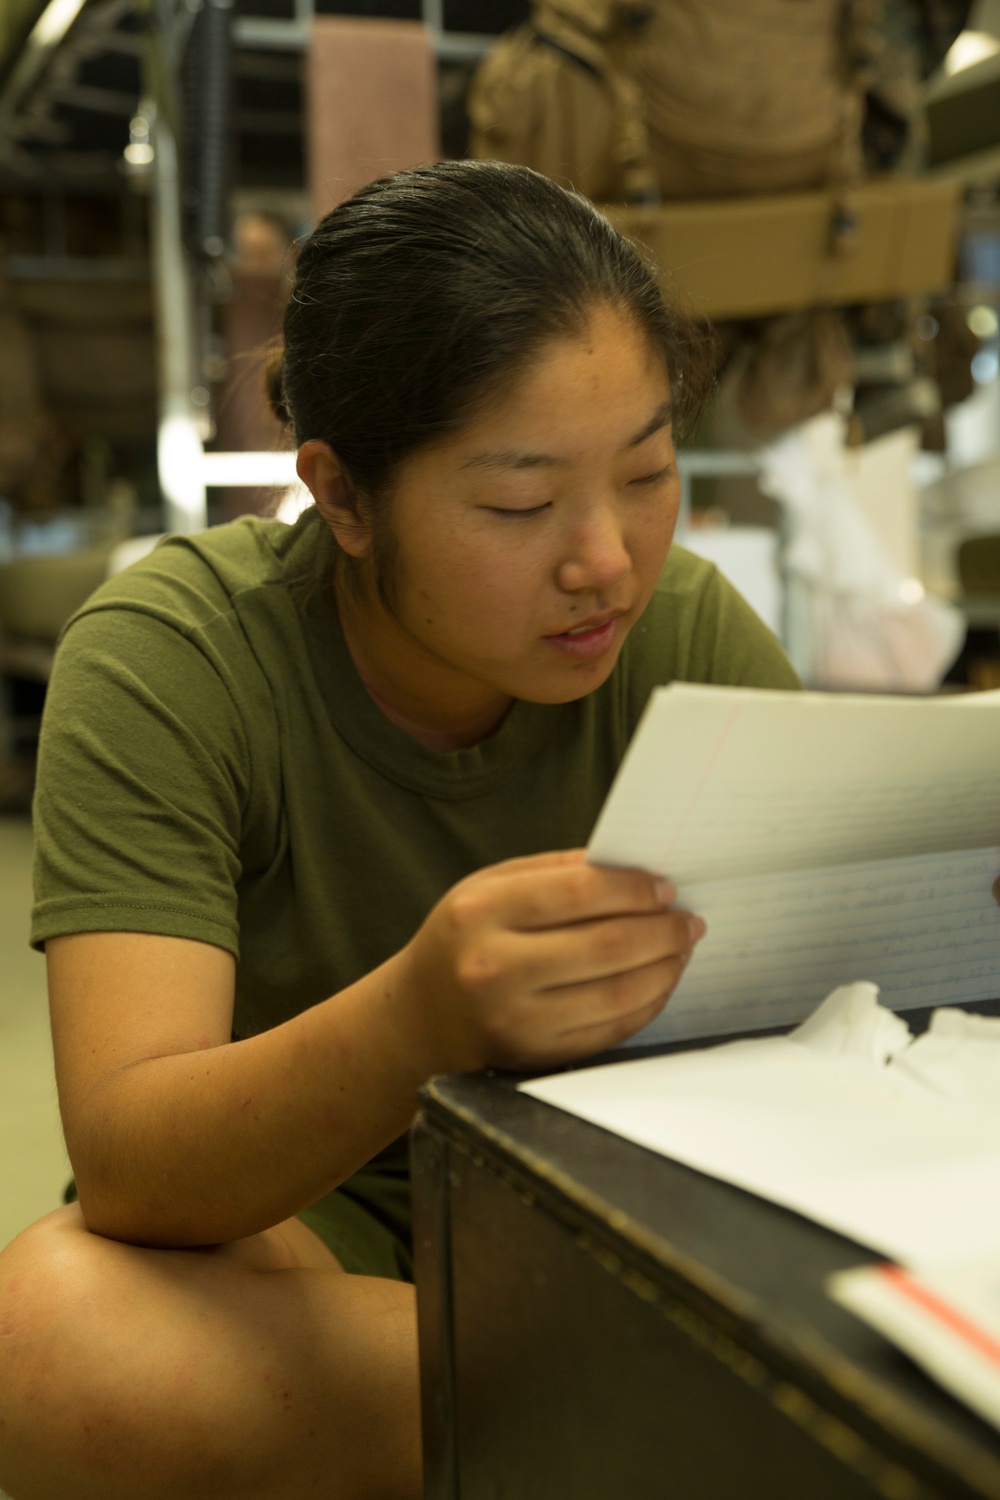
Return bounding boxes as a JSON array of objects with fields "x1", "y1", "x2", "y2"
[
  {"x1": 0, "y1": 1206, "x2": 421, "y2": 1500},
  {"x1": 0, "y1": 1207, "x2": 237, "y2": 1497},
  {"x1": 0, "y1": 1208, "x2": 122, "y2": 1492},
  {"x1": 0, "y1": 1206, "x2": 93, "y2": 1371}
]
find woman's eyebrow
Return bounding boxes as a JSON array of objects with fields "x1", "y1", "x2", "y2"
[
  {"x1": 626, "y1": 400, "x2": 673, "y2": 448},
  {"x1": 462, "y1": 450, "x2": 557, "y2": 471},
  {"x1": 462, "y1": 401, "x2": 674, "y2": 471}
]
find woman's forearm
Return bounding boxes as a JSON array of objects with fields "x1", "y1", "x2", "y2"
[
  {"x1": 72, "y1": 951, "x2": 434, "y2": 1247},
  {"x1": 63, "y1": 852, "x2": 696, "y2": 1246}
]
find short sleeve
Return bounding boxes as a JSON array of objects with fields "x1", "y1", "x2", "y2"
[
  {"x1": 684, "y1": 564, "x2": 802, "y2": 691},
  {"x1": 31, "y1": 606, "x2": 252, "y2": 956},
  {"x1": 624, "y1": 548, "x2": 801, "y2": 726}
]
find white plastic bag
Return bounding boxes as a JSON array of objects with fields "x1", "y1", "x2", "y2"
[{"x1": 758, "y1": 413, "x2": 964, "y2": 692}]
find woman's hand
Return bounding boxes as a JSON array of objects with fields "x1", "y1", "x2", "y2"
[{"x1": 394, "y1": 848, "x2": 705, "y2": 1073}]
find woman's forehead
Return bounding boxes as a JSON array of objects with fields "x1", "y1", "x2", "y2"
[{"x1": 448, "y1": 316, "x2": 672, "y2": 459}]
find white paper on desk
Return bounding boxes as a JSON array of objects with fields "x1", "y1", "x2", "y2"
[
  {"x1": 521, "y1": 986, "x2": 1000, "y2": 1267},
  {"x1": 830, "y1": 1257, "x2": 1000, "y2": 1433},
  {"x1": 586, "y1": 684, "x2": 1000, "y2": 1045},
  {"x1": 829, "y1": 999, "x2": 1000, "y2": 1434}
]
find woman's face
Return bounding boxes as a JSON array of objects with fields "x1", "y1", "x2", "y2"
[
  {"x1": 377, "y1": 310, "x2": 680, "y2": 696},
  {"x1": 312, "y1": 304, "x2": 681, "y2": 740}
]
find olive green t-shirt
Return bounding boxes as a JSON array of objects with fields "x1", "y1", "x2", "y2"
[{"x1": 32, "y1": 509, "x2": 799, "y2": 1276}]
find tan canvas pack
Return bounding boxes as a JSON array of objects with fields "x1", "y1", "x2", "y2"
[
  {"x1": 471, "y1": 0, "x2": 881, "y2": 202},
  {"x1": 467, "y1": 1, "x2": 658, "y2": 203},
  {"x1": 616, "y1": 0, "x2": 879, "y2": 197}
]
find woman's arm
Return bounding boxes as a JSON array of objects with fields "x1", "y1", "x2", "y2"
[
  {"x1": 48, "y1": 930, "x2": 423, "y2": 1247},
  {"x1": 50, "y1": 851, "x2": 702, "y2": 1248}
]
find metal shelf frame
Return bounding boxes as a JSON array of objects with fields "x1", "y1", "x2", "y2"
[
  {"x1": 233, "y1": 0, "x2": 498, "y2": 59},
  {"x1": 675, "y1": 449, "x2": 810, "y2": 678}
]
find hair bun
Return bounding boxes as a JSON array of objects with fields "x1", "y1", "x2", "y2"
[{"x1": 264, "y1": 342, "x2": 290, "y2": 428}]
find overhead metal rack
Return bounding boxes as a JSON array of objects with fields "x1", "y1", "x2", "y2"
[
  {"x1": 0, "y1": 0, "x2": 505, "y2": 530},
  {"x1": 233, "y1": 0, "x2": 496, "y2": 59},
  {"x1": 0, "y1": 0, "x2": 145, "y2": 182}
]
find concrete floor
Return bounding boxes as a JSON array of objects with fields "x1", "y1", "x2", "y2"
[{"x1": 0, "y1": 815, "x2": 70, "y2": 1253}]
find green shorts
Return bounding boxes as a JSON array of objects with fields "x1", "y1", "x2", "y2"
[
  {"x1": 64, "y1": 1162, "x2": 414, "y2": 1282},
  {"x1": 297, "y1": 1163, "x2": 414, "y2": 1282}
]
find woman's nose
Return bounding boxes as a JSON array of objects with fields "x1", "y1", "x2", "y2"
[{"x1": 556, "y1": 503, "x2": 631, "y2": 595}]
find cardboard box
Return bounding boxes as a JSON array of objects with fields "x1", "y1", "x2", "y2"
[{"x1": 607, "y1": 178, "x2": 960, "y2": 321}]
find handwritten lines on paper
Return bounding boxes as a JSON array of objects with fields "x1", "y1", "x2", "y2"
[{"x1": 635, "y1": 847, "x2": 1000, "y2": 1046}]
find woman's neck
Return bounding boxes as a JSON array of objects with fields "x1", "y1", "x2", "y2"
[{"x1": 336, "y1": 585, "x2": 513, "y2": 752}]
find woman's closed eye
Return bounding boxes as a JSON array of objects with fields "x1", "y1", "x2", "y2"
[
  {"x1": 627, "y1": 465, "x2": 674, "y2": 488},
  {"x1": 485, "y1": 502, "x2": 552, "y2": 518},
  {"x1": 485, "y1": 469, "x2": 671, "y2": 514}
]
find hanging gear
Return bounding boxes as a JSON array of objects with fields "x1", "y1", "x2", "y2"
[
  {"x1": 610, "y1": 0, "x2": 882, "y2": 199},
  {"x1": 468, "y1": 1, "x2": 659, "y2": 204}
]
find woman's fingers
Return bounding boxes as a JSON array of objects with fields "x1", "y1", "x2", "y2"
[
  {"x1": 552, "y1": 908, "x2": 703, "y2": 986},
  {"x1": 477, "y1": 952, "x2": 692, "y2": 1069},
  {"x1": 501, "y1": 908, "x2": 701, "y2": 991},
  {"x1": 477, "y1": 847, "x2": 589, "y2": 880},
  {"x1": 405, "y1": 849, "x2": 705, "y2": 1074},
  {"x1": 525, "y1": 987, "x2": 676, "y2": 1067},
  {"x1": 544, "y1": 952, "x2": 689, "y2": 1034},
  {"x1": 482, "y1": 858, "x2": 678, "y2": 932}
]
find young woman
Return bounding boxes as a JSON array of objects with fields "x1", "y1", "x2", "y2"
[{"x1": 0, "y1": 161, "x2": 798, "y2": 1500}]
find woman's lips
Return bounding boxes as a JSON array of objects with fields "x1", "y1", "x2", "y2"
[{"x1": 544, "y1": 617, "x2": 620, "y2": 661}]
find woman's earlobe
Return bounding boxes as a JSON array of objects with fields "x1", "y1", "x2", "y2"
[{"x1": 296, "y1": 440, "x2": 372, "y2": 558}]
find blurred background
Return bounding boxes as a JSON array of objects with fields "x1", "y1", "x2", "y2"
[{"x1": 0, "y1": 0, "x2": 999, "y2": 1247}]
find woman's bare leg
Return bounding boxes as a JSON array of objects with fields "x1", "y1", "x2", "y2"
[{"x1": 0, "y1": 1205, "x2": 420, "y2": 1500}]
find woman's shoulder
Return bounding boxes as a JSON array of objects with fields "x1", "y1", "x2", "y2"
[
  {"x1": 629, "y1": 543, "x2": 731, "y2": 662},
  {"x1": 653, "y1": 542, "x2": 724, "y2": 604},
  {"x1": 66, "y1": 513, "x2": 317, "y2": 640},
  {"x1": 625, "y1": 542, "x2": 800, "y2": 699}
]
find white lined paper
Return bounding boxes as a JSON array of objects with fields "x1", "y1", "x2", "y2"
[
  {"x1": 640, "y1": 847, "x2": 1000, "y2": 1044},
  {"x1": 585, "y1": 685, "x2": 1000, "y2": 1044},
  {"x1": 589, "y1": 685, "x2": 1000, "y2": 885}
]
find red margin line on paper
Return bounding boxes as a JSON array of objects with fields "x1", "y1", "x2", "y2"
[
  {"x1": 657, "y1": 700, "x2": 745, "y2": 875},
  {"x1": 880, "y1": 1264, "x2": 1000, "y2": 1370}
]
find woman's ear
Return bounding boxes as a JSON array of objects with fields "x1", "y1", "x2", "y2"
[{"x1": 296, "y1": 440, "x2": 372, "y2": 558}]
